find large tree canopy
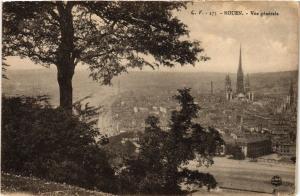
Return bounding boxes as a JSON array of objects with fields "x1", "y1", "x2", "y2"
[{"x1": 3, "y1": 1, "x2": 208, "y2": 111}]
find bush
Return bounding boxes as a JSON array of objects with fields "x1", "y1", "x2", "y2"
[{"x1": 2, "y1": 95, "x2": 116, "y2": 193}]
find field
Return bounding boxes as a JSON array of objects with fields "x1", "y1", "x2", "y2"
[{"x1": 189, "y1": 157, "x2": 295, "y2": 195}]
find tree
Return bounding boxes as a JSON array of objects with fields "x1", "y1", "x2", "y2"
[
  {"x1": 3, "y1": 2, "x2": 208, "y2": 112},
  {"x1": 119, "y1": 116, "x2": 167, "y2": 193},
  {"x1": 162, "y1": 88, "x2": 223, "y2": 192},
  {"x1": 121, "y1": 88, "x2": 223, "y2": 194}
]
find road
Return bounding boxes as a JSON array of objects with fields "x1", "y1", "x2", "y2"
[{"x1": 188, "y1": 157, "x2": 295, "y2": 195}]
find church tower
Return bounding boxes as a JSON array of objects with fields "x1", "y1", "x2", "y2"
[
  {"x1": 225, "y1": 74, "x2": 233, "y2": 100},
  {"x1": 245, "y1": 74, "x2": 254, "y2": 101},
  {"x1": 287, "y1": 80, "x2": 294, "y2": 106},
  {"x1": 236, "y1": 45, "x2": 244, "y2": 94},
  {"x1": 244, "y1": 74, "x2": 250, "y2": 93}
]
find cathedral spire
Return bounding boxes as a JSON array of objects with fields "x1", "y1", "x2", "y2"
[
  {"x1": 239, "y1": 44, "x2": 242, "y2": 72},
  {"x1": 236, "y1": 44, "x2": 244, "y2": 94}
]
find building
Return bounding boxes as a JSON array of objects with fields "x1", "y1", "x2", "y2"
[
  {"x1": 236, "y1": 45, "x2": 244, "y2": 94},
  {"x1": 225, "y1": 74, "x2": 233, "y2": 101},
  {"x1": 287, "y1": 80, "x2": 295, "y2": 106},
  {"x1": 245, "y1": 74, "x2": 254, "y2": 101},
  {"x1": 286, "y1": 80, "x2": 297, "y2": 112},
  {"x1": 276, "y1": 79, "x2": 297, "y2": 114},
  {"x1": 225, "y1": 45, "x2": 254, "y2": 102},
  {"x1": 236, "y1": 136, "x2": 272, "y2": 158},
  {"x1": 276, "y1": 143, "x2": 296, "y2": 157}
]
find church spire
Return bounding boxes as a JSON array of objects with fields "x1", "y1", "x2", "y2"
[
  {"x1": 238, "y1": 44, "x2": 243, "y2": 73},
  {"x1": 236, "y1": 44, "x2": 244, "y2": 94}
]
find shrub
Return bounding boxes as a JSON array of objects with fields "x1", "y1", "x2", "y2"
[{"x1": 2, "y1": 95, "x2": 116, "y2": 193}]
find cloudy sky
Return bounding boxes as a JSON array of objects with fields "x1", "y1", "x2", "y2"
[
  {"x1": 172, "y1": 1, "x2": 299, "y2": 73},
  {"x1": 6, "y1": 1, "x2": 299, "y2": 73}
]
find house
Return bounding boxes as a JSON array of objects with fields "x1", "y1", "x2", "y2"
[
  {"x1": 230, "y1": 133, "x2": 238, "y2": 139},
  {"x1": 236, "y1": 136, "x2": 272, "y2": 158},
  {"x1": 276, "y1": 143, "x2": 296, "y2": 157}
]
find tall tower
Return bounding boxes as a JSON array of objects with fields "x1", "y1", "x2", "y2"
[
  {"x1": 211, "y1": 81, "x2": 214, "y2": 95},
  {"x1": 244, "y1": 74, "x2": 254, "y2": 101},
  {"x1": 225, "y1": 74, "x2": 232, "y2": 100},
  {"x1": 287, "y1": 80, "x2": 294, "y2": 106},
  {"x1": 236, "y1": 45, "x2": 244, "y2": 94},
  {"x1": 244, "y1": 74, "x2": 250, "y2": 93}
]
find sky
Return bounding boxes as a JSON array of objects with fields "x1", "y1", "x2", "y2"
[{"x1": 5, "y1": 1, "x2": 299, "y2": 73}]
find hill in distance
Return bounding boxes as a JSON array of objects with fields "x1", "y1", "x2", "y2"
[{"x1": 2, "y1": 69, "x2": 298, "y2": 107}]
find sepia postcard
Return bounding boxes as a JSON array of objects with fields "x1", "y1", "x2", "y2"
[{"x1": 1, "y1": 1, "x2": 298, "y2": 196}]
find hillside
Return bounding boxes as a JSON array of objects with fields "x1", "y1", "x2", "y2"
[
  {"x1": 1, "y1": 173, "x2": 112, "y2": 196},
  {"x1": 2, "y1": 69, "x2": 298, "y2": 107},
  {"x1": 114, "y1": 71, "x2": 298, "y2": 95}
]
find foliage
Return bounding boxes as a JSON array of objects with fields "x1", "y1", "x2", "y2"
[
  {"x1": 103, "y1": 131, "x2": 141, "y2": 169},
  {"x1": 119, "y1": 88, "x2": 223, "y2": 194},
  {"x1": 226, "y1": 144, "x2": 245, "y2": 160},
  {"x1": 1, "y1": 95, "x2": 116, "y2": 193},
  {"x1": 3, "y1": 2, "x2": 209, "y2": 110},
  {"x1": 2, "y1": 58, "x2": 9, "y2": 79}
]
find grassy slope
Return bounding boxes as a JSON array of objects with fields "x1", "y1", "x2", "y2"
[
  {"x1": 1, "y1": 173, "x2": 112, "y2": 196},
  {"x1": 1, "y1": 173, "x2": 272, "y2": 196}
]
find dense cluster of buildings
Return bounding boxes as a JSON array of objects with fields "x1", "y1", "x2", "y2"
[
  {"x1": 108, "y1": 45, "x2": 297, "y2": 161},
  {"x1": 219, "y1": 46, "x2": 297, "y2": 159}
]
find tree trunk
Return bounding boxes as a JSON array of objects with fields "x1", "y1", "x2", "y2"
[
  {"x1": 56, "y1": 2, "x2": 75, "y2": 113},
  {"x1": 57, "y1": 66, "x2": 74, "y2": 113}
]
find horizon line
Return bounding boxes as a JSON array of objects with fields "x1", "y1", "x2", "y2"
[{"x1": 7, "y1": 68, "x2": 299, "y2": 75}]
